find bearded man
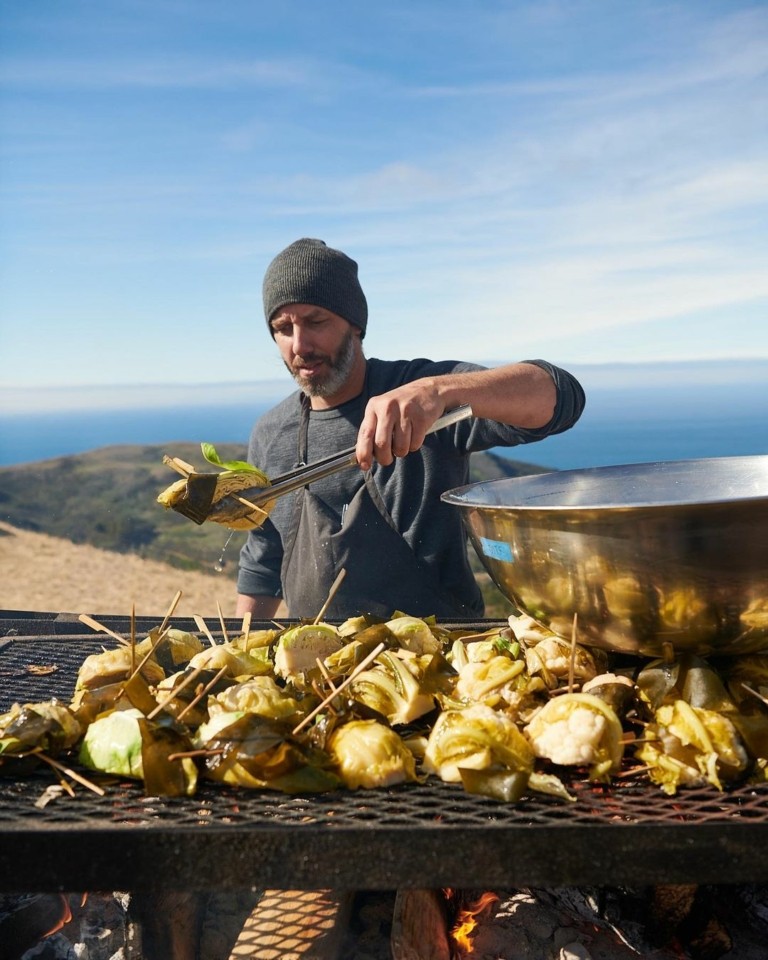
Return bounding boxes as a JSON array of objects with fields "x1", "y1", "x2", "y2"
[{"x1": 236, "y1": 238, "x2": 585, "y2": 621}]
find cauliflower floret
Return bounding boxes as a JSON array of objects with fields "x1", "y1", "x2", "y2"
[
  {"x1": 524, "y1": 693, "x2": 624, "y2": 781},
  {"x1": 529, "y1": 707, "x2": 606, "y2": 766}
]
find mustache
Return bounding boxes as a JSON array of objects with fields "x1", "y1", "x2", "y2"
[{"x1": 291, "y1": 353, "x2": 328, "y2": 369}]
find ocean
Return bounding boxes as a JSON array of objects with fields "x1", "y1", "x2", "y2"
[{"x1": 0, "y1": 378, "x2": 765, "y2": 472}]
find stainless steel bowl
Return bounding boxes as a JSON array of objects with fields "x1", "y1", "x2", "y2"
[{"x1": 443, "y1": 455, "x2": 768, "y2": 657}]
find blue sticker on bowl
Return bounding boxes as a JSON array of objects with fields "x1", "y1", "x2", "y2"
[{"x1": 479, "y1": 537, "x2": 514, "y2": 563}]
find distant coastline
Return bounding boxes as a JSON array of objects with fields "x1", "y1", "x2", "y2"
[{"x1": 1, "y1": 359, "x2": 766, "y2": 470}]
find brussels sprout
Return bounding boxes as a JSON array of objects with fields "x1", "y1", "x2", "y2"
[
  {"x1": 273, "y1": 624, "x2": 343, "y2": 680},
  {"x1": 349, "y1": 651, "x2": 436, "y2": 726},
  {"x1": 188, "y1": 639, "x2": 273, "y2": 679},
  {"x1": 582, "y1": 673, "x2": 636, "y2": 716},
  {"x1": 196, "y1": 713, "x2": 341, "y2": 793},
  {"x1": 209, "y1": 676, "x2": 302, "y2": 724},
  {"x1": 142, "y1": 627, "x2": 205, "y2": 671},
  {"x1": 79, "y1": 707, "x2": 197, "y2": 797},
  {"x1": 327, "y1": 719, "x2": 417, "y2": 789},
  {"x1": 384, "y1": 616, "x2": 442, "y2": 655},
  {"x1": 423, "y1": 703, "x2": 534, "y2": 784},
  {"x1": 76, "y1": 645, "x2": 165, "y2": 692},
  {"x1": 0, "y1": 700, "x2": 82, "y2": 758}
]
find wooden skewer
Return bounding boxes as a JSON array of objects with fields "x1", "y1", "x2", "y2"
[
  {"x1": 742, "y1": 683, "x2": 768, "y2": 709},
  {"x1": 194, "y1": 615, "x2": 218, "y2": 647},
  {"x1": 216, "y1": 601, "x2": 230, "y2": 644},
  {"x1": 167, "y1": 748, "x2": 227, "y2": 761},
  {"x1": 233, "y1": 493, "x2": 269, "y2": 514},
  {"x1": 176, "y1": 665, "x2": 229, "y2": 722},
  {"x1": 126, "y1": 627, "x2": 170, "y2": 683},
  {"x1": 158, "y1": 590, "x2": 183, "y2": 636},
  {"x1": 313, "y1": 568, "x2": 347, "y2": 625},
  {"x1": 36, "y1": 752, "x2": 106, "y2": 797},
  {"x1": 241, "y1": 611, "x2": 252, "y2": 637},
  {"x1": 163, "y1": 456, "x2": 197, "y2": 477},
  {"x1": 130, "y1": 603, "x2": 136, "y2": 675},
  {"x1": 78, "y1": 614, "x2": 130, "y2": 648},
  {"x1": 292, "y1": 641, "x2": 386, "y2": 735},
  {"x1": 316, "y1": 657, "x2": 339, "y2": 694},
  {"x1": 147, "y1": 667, "x2": 206, "y2": 720},
  {"x1": 568, "y1": 613, "x2": 578, "y2": 694}
]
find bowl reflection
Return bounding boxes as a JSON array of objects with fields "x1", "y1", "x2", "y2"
[{"x1": 443, "y1": 455, "x2": 768, "y2": 657}]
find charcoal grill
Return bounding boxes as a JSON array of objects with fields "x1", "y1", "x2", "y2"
[{"x1": 2, "y1": 611, "x2": 768, "y2": 894}]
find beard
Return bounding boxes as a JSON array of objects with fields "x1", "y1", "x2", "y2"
[{"x1": 286, "y1": 330, "x2": 358, "y2": 399}]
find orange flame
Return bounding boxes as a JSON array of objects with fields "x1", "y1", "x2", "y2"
[
  {"x1": 41, "y1": 894, "x2": 73, "y2": 939},
  {"x1": 41, "y1": 892, "x2": 87, "y2": 940},
  {"x1": 449, "y1": 891, "x2": 499, "y2": 955}
]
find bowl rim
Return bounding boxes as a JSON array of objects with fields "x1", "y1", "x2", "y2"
[{"x1": 443, "y1": 453, "x2": 768, "y2": 512}]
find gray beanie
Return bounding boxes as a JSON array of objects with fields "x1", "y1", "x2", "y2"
[{"x1": 262, "y1": 238, "x2": 368, "y2": 337}]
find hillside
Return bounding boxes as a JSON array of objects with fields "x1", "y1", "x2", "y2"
[
  {"x1": 0, "y1": 443, "x2": 549, "y2": 616},
  {"x1": 0, "y1": 520, "x2": 239, "y2": 618}
]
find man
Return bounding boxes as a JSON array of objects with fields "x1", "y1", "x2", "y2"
[{"x1": 236, "y1": 238, "x2": 585, "y2": 621}]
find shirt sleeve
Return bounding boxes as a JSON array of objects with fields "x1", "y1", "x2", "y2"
[
  {"x1": 236, "y1": 518, "x2": 284, "y2": 599},
  {"x1": 235, "y1": 416, "x2": 286, "y2": 599},
  {"x1": 448, "y1": 359, "x2": 586, "y2": 452},
  {"x1": 518, "y1": 359, "x2": 586, "y2": 437}
]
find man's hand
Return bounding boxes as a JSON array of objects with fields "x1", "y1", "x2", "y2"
[
  {"x1": 356, "y1": 379, "x2": 445, "y2": 470},
  {"x1": 354, "y1": 362, "x2": 558, "y2": 471}
]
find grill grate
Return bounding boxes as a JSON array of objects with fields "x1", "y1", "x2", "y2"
[{"x1": 2, "y1": 620, "x2": 768, "y2": 893}]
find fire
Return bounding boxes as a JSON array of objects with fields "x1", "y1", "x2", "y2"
[
  {"x1": 449, "y1": 890, "x2": 500, "y2": 955},
  {"x1": 41, "y1": 892, "x2": 87, "y2": 939}
]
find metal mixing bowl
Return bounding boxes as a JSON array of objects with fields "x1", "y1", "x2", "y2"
[{"x1": 443, "y1": 455, "x2": 768, "y2": 658}]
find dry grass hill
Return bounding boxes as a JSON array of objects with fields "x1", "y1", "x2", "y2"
[{"x1": 0, "y1": 520, "x2": 240, "y2": 619}]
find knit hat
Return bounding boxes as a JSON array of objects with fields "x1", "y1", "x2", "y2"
[{"x1": 262, "y1": 238, "x2": 368, "y2": 337}]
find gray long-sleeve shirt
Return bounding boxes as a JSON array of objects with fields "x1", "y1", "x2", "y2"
[{"x1": 237, "y1": 358, "x2": 585, "y2": 615}]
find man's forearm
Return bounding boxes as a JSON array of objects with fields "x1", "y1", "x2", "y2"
[
  {"x1": 235, "y1": 593, "x2": 283, "y2": 619},
  {"x1": 430, "y1": 362, "x2": 557, "y2": 428}
]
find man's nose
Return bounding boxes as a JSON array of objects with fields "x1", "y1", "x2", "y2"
[{"x1": 291, "y1": 324, "x2": 313, "y2": 355}]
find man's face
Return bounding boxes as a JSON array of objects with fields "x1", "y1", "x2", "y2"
[{"x1": 270, "y1": 304, "x2": 362, "y2": 400}]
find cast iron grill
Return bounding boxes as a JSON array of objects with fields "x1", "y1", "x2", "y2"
[{"x1": 2, "y1": 614, "x2": 768, "y2": 893}]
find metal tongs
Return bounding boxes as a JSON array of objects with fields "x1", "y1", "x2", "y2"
[{"x1": 176, "y1": 403, "x2": 474, "y2": 525}]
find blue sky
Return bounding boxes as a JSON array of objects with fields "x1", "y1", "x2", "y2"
[{"x1": 2, "y1": 0, "x2": 767, "y2": 395}]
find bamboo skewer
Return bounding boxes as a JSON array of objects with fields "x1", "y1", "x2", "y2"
[
  {"x1": 194, "y1": 615, "x2": 218, "y2": 647},
  {"x1": 163, "y1": 456, "x2": 197, "y2": 477},
  {"x1": 568, "y1": 613, "x2": 578, "y2": 694},
  {"x1": 78, "y1": 614, "x2": 130, "y2": 648},
  {"x1": 158, "y1": 590, "x2": 182, "y2": 636},
  {"x1": 36, "y1": 752, "x2": 106, "y2": 797},
  {"x1": 126, "y1": 627, "x2": 171, "y2": 683},
  {"x1": 292, "y1": 641, "x2": 386, "y2": 735},
  {"x1": 176, "y1": 665, "x2": 229, "y2": 722},
  {"x1": 147, "y1": 667, "x2": 206, "y2": 720},
  {"x1": 316, "y1": 657, "x2": 339, "y2": 694},
  {"x1": 742, "y1": 683, "x2": 768, "y2": 709},
  {"x1": 216, "y1": 601, "x2": 230, "y2": 644},
  {"x1": 313, "y1": 568, "x2": 347, "y2": 625},
  {"x1": 130, "y1": 603, "x2": 136, "y2": 675},
  {"x1": 241, "y1": 611, "x2": 252, "y2": 637}
]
